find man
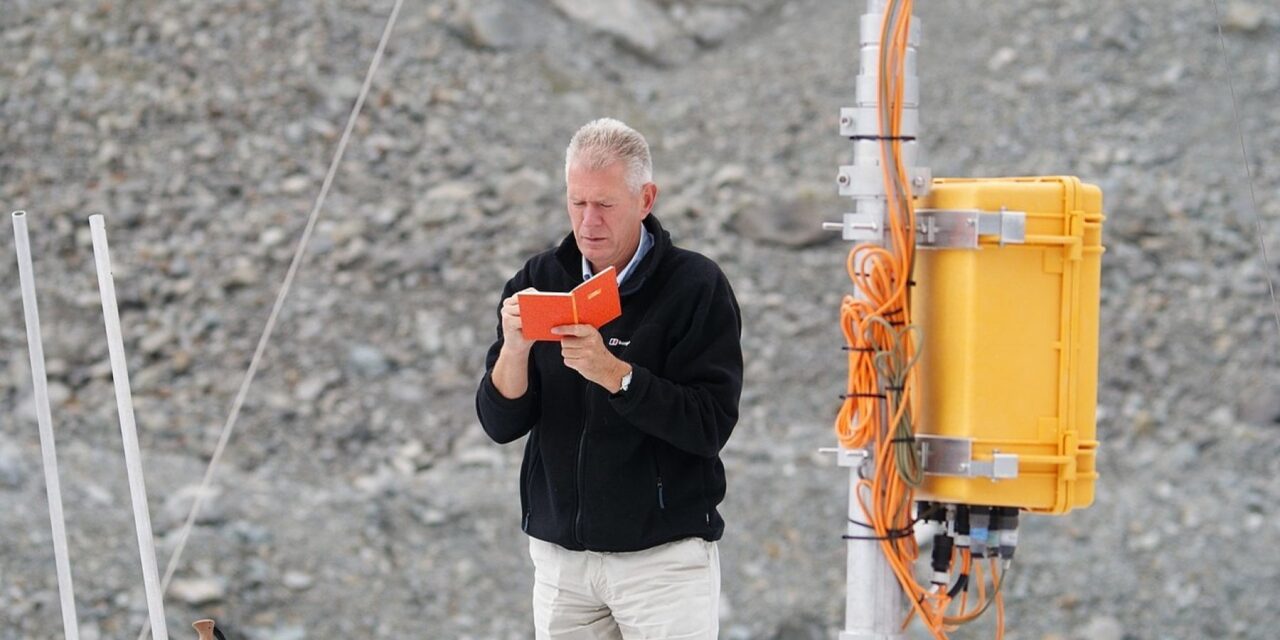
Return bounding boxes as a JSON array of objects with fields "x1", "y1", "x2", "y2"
[{"x1": 475, "y1": 118, "x2": 743, "y2": 640}]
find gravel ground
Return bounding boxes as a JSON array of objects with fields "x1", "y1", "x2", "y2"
[{"x1": 2, "y1": 0, "x2": 1279, "y2": 638}]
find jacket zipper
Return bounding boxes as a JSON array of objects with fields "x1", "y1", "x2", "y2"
[
  {"x1": 573, "y1": 384, "x2": 589, "y2": 546},
  {"x1": 652, "y1": 454, "x2": 666, "y2": 510},
  {"x1": 521, "y1": 432, "x2": 540, "y2": 533}
]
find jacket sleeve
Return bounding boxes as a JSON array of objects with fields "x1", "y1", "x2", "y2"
[
  {"x1": 607, "y1": 269, "x2": 743, "y2": 458},
  {"x1": 475, "y1": 272, "x2": 541, "y2": 445}
]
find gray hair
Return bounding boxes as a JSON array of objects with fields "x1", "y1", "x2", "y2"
[{"x1": 564, "y1": 118, "x2": 653, "y2": 193}]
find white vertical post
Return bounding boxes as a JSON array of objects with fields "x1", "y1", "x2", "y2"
[
  {"x1": 837, "y1": 450, "x2": 904, "y2": 640},
  {"x1": 89, "y1": 214, "x2": 169, "y2": 640},
  {"x1": 13, "y1": 210, "x2": 81, "y2": 640}
]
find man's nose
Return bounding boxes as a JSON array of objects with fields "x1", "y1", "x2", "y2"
[{"x1": 582, "y1": 205, "x2": 605, "y2": 225}]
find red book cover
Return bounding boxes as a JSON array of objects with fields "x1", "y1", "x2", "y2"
[{"x1": 518, "y1": 266, "x2": 622, "y2": 341}]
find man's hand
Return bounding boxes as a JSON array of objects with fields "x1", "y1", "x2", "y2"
[
  {"x1": 552, "y1": 324, "x2": 631, "y2": 393},
  {"x1": 500, "y1": 287, "x2": 538, "y2": 355}
]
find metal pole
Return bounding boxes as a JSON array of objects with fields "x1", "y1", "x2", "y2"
[
  {"x1": 837, "y1": 450, "x2": 904, "y2": 640},
  {"x1": 13, "y1": 211, "x2": 81, "y2": 640},
  {"x1": 89, "y1": 214, "x2": 169, "y2": 640},
  {"x1": 836, "y1": 1, "x2": 926, "y2": 638}
]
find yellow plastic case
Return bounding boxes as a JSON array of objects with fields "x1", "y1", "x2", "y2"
[{"x1": 911, "y1": 177, "x2": 1104, "y2": 514}]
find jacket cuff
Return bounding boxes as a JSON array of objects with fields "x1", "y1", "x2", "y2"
[
  {"x1": 480, "y1": 371, "x2": 536, "y2": 416},
  {"x1": 607, "y1": 364, "x2": 651, "y2": 414}
]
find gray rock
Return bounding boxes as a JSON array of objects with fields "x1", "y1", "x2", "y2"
[
  {"x1": 497, "y1": 167, "x2": 552, "y2": 207},
  {"x1": 1239, "y1": 392, "x2": 1280, "y2": 426},
  {"x1": 295, "y1": 371, "x2": 340, "y2": 402},
  {"x1": 282, "y1": 571, "x2": 315, "y2": 591},
  {"x1": 424, "y1": 180, "x2": 482, "y2": 203},
  {"x1": 550, "y1": 0, "x2": 688, "y2": 63},
  {"x1": 280, "y1": 174, "x2": 311, "y2": 194},
  {"x1": 712, "y1": 164, "x2": 748, "y2": 188},
  {"x1": 987, "y1": 46, "x2": 1018, "y2": 72},
  {"x1": 769, "y1": 613, "x2": 827, "y2": 640},
  {"x1": 347, "y1": 345, "x2": 392, "y2": 378},
  {"x1": 46, "y1": 381, "x2": 71, "y2": 405},
  {"x1": 413, "y1": 181, "x2": 482, "y2": 225},
  {"x1": 158, "y1": 484, "x2": 227, "y2": 531},
  {"x1": 1074, "y1": 615, "x2": 1124, "y2": 640},
  {"x1": 1223, "y1": 2, "x2": 1266, "y2": 33},
  {"x1": 729, "y1": 188, "x2": 836, "y2": 248},
  {"x1": 139, "y1": 327, "x2": 173, "y2": 356},
  {"x1": 415, "y1": 310, "x2": 447, "y2": 354},
  {"x1": 0, "y1": 441, "x2": 24, "y2": 490},
  {"x1": 169, "y1": 577, "x2": 227, "y2": 606},
  {"x1": 671, "y1": 5, "x2": 751, "y2": 47},
  {"x1": 460, "y1": 0, "x2": 551, "y2": 50},
  {"x1": 223, "y1": 258, "x2": 259, "y2": 289},
  {"x1": 247, "y1": 625, "x2": 306, "y2": 640}
]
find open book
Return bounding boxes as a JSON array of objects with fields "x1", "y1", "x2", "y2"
[{"x1": 518, "y1": 266, "x2": 622, "y2": 341}]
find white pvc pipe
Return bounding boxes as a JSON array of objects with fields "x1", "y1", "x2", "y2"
[
  {"x1": 840, "y1": 456, "x2": 905, "y2": 640},
  {"x1": 89, "y1": 214, "x2": 169, "y2": 640},
  {"x1": 13, "y1": 211, "x2": 81, "y2": 640}
]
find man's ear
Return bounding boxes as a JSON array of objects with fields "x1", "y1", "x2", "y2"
[{"x1": 641, "y1": 182, "x2": 658, "y2": 215}]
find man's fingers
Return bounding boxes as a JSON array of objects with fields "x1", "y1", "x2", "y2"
[{"x1": 551, "y1": 324, "x2": 592, "y2": 337}]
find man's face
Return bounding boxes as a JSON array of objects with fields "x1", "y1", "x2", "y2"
[{"x1": 566, "y1": 160, "x2": 657, "y2": 273}]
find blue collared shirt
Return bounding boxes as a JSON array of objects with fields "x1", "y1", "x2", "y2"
[{"x1": 582, "y1": 225, "x2": 654, "y2": 286}]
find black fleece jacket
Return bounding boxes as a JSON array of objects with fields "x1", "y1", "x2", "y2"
[{"x1": 475, "y1": 214, "x2": 743, "y2": 552}]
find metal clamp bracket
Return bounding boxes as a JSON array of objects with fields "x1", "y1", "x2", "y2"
[
  {"x1": 818, "y1": 447, "x2": 871, "y2": 469},
  {"x1": 823, "y1": 206, "x2": 1024, "y2": 249},
  {"x1": 917, "y1": 436, "x2": 1018, "y2": 480},
  {"x1": 916, "y1": 208, "x2": 1026, "y2": 249},
  {"x1": 822, "y1": 211, "x2": 885, "y2": 243}
]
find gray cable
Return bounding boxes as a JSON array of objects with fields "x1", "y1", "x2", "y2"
[
  {"x1": 1210, "y1": 0, "x2": 1280, "y2": 348},
  {"x1": 134, "y1": 1, "x2": 405, "y2": 637}
]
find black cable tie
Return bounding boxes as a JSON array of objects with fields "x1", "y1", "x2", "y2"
[
  {"x1": 847, "y1": 518, "x2": 914, "y2": 536},
  {"x1": 840, "y1": 392, "x2": 887, "y2": 399},
  {"x1": 841, "y1": 346, "x2": 876, "y2": 352},
  {"x1": 850, "y1": 135, "x2": 917, "y2": 142},
  {"x1": 890, "y1": 437, "x2": 915, "y2": 444},
  {"x1": 842, "y1": 531, "x2": 912, "y2": 541}
]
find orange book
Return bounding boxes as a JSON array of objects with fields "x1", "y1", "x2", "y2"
[{"x1": 518, "y1": 266, "x2": 623, "y2": 341}]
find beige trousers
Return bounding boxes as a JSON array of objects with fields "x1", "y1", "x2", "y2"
[{"x1": 529, "y1": 536, "x2": 720, "y2": 640}]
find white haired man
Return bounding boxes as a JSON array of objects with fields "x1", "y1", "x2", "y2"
[{"x1": 476, "y1": 118, "x2": 743, "y2": 639}]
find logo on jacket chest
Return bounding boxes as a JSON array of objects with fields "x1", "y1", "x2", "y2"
[{"x1": 607, "y1": 337, "x2": 631, "y2": 347}]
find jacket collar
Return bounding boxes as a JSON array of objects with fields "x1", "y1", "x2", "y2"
[{"x1": 555, "y1": 213, "x2": 670, "y2": 297}]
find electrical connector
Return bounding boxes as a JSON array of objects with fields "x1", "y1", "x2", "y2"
[
  {"x1": 970, "y1": 506, "x2": 990, "y2": 557},
  {"x1": 930, "y1": 533, "x2": 954, "y2": 587},
  {"x1": 996, "y1": 506, "x2": 1019, "y2": 560},
  {"x1": 951, "y1": 504, "x2": 971, "y2": 549}
]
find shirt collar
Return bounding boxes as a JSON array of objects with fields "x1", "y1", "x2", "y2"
[{"x1": 582, "y1": 225, "x2": 654, "y2": 285}]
